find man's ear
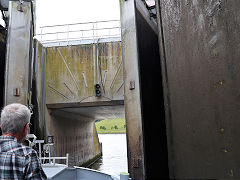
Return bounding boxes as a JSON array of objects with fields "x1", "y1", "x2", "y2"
[{"x1": 23, "y1": 123, "x2": 29, "y2": 134}]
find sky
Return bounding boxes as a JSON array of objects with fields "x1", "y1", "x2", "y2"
[
  {"x1": 0, "y1": 0, "x2": 121, "y2": 35},
  {"x1": 36, "y1": 0, "x2": 121, "y2": 34}
]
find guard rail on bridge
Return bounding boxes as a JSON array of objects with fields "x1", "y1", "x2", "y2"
[{"x1": 36, "y1": 20, "x2": 121, "y2": 46}]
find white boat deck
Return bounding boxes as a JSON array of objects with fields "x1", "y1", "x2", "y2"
[{"x1": 42, "y1": 163, "x2": 116, "y2": 180}]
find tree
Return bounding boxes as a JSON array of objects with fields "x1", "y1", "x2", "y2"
[{"x1": 100, "y1": 126, "x2": 106, "y2": 130}]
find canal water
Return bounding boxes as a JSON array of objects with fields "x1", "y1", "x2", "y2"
[{"x1": 90, "y1": 134, "x2": 128, "y2": 179}]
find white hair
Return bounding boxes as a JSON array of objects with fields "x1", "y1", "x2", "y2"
[{"x1": 0, "y1": 103, "x2": 31, "y2": 134}]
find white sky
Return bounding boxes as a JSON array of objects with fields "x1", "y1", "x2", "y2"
[{"x1": 36, "y1": 0, "x2": 120, "y2": 33}]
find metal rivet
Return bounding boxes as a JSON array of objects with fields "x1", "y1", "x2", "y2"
[{"x1": 220, "y1": 128, "x2": 225, "y2": 133}]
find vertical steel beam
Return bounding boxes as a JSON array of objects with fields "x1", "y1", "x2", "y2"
[
  {"x1": 120, "y1": 0, "x2": 145, "y2": 179},
  {"x1": 4, "y1": 1, "x2": 32, "y2": 105}
]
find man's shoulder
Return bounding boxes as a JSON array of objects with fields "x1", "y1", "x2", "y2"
[{"x1": 12, "y1": 143, "x2": 38, "y2": 157}]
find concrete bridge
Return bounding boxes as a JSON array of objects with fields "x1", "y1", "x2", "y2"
[
  {"x1": 34, "y1": 36, "x2": 123, "y2": 168},
  {"x1": 36, "y1": 40, "x2": 124, "y2": 166}
]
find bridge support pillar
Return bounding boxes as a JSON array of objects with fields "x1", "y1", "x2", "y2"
[
  {"x1": 120, "y1": 0, "x2": 169, "y2": 179},
  {"x1": 120, "y1": 0, "x2": 146, "y2": 179},
  {"x1": 4, "y1": 1, "x2": 33, "y2": 105}
]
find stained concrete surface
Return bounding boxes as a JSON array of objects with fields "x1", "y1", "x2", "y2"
[
  {"x1": 45, "y1": 42, "x2": 123, "y2": 104},
  {"x1": 46, "y1": 109, "x2": 101, "y2": 166},
  {"x1": 157, "y1": 0, "x2": 240, "y2": 179},
  {"x1": 4, "y1": 1, "x2": 32, "y2": 105}
]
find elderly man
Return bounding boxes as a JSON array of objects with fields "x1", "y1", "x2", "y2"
[{"x1": 0, "y1": 103, "x2": 47, "y2": 179}]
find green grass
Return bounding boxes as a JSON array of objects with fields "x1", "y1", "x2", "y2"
[{"x1": 95, "y1": 118, "x2": 126, "y2": 134}]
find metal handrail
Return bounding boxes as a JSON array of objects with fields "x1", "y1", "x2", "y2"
[
  {"x1": 36, "y1": 20, "x2": 121, "y2": 44},
  {"x1": 39, "y1": 19, "x2": 120, "y2": 28},
  {"x1": 40, "y1": 153, "x2": 69, "y2": 166},
  {"x1": 37, "y1": 26, "x2": 121, "y2": 36},
  {"x1": 40, "y1": 34, "x2": 121, "y2": 43}
]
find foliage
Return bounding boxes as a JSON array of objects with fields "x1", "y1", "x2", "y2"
[
  {"x1": 100, "y1": 126, "x2": 106, "y2": 130},
  {"x1": 95, "y1": 118, "x2": 126, "y2": 134}
]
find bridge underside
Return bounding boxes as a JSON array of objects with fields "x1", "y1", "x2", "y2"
[
  {"x1": 43, "y1": 101, "x2": 124, "y2": 167},
  {"x1": 47, "y1": 100, "x2": 124, "y2": 120}
]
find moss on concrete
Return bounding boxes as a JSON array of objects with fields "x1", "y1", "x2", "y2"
[{"x1": 45, "y1": 42, "x2": 123, "y2": 104}]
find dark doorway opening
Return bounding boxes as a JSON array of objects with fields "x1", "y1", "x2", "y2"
[
  {"x1": 135, "y1": 10, "x2": 169, "y2": 179},
  {"x1": 0, "y1": 27, "x2": 6, "y2": 110}
]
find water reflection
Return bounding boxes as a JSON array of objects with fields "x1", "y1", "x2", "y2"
[{"x1": 89, "y1": 134, "x2": 128, "y2": 179}]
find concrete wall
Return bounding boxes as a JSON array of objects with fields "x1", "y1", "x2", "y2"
[
  {"x1": 4, "y1": 1, "x2": 33, "y2": 105},
  {"x1": 45, "y1": 42, "x2": 123, "y2": 104},
  {"x1": 120, "y1": 1, "x2": 146, "y2": 179},
  {"x1": 156, "y1": 0, "x2": 240, "y2": 179},
  {"x1": 46, "y1": 109, "x2": 101, "y2": 166},
  {"x1": 32, "y1": 41, "x2": 47, "y2": 138}
]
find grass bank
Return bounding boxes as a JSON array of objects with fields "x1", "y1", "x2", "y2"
[{"x1": 95, "y1": 118, "x2": 126, "y2": 134}]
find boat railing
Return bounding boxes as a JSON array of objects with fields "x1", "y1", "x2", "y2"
[{"x1": 40, "y1": 153, "x2": 69, "y2": 166}]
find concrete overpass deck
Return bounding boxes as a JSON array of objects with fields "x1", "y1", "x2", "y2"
[{"x1": 47, "y1": 100, "x2": 124, "y2": 120}]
